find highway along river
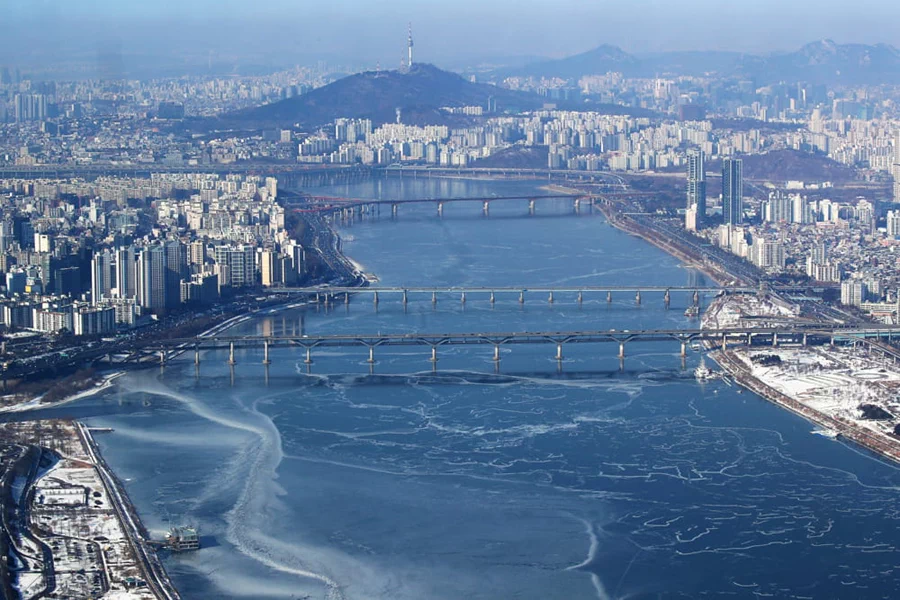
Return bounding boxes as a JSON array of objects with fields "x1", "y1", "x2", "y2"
[{"x1": 16, "y1": 177, "x2": 900, "y2": 599}]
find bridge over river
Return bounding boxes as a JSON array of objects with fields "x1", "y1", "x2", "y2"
[
  {"x1": 269, "y1": 285, "x2": 827, "y2": 308},
  {"x1": 129, "y1": 325, "x2": 900, "y2": 369}
]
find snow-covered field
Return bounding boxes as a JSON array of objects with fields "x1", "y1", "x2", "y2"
[
  {"x1": 702, "y1": 292, "x2": 800, "y2": 329},
  {"x1": 731, "y1": 345, "x2": 900, "y2": 440},
  {"x1": 4, "y1": 421, "x2": 158, "y2": 600}
]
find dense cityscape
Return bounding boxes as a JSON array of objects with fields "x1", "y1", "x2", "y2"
[{"x1": 5, "y1": 2, "x2": 900, "y2": 598}]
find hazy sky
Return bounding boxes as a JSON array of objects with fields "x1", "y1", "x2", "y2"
[{"x1": 4, "y1": 0, "x2": 900, "y2": 72}]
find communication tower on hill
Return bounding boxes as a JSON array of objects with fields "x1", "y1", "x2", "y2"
[{"x1": 408, "y1": 23, "x2": 414, "y2": 69}]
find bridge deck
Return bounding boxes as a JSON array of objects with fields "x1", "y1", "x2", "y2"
[
  {"x1": 272, "y1": 286, "x2": 747, "y2": 294},
  {"x1": 153, "y1": 326, "x2": 900, "y2": 350}
]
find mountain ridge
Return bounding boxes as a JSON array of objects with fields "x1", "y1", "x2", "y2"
[{"x1": 501, "y1": 40, "x2": 900, "y2": 85}]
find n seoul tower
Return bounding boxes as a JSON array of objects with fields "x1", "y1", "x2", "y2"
[{"x1": 408, "y1": 23, "x2": 414, "y2": 69}]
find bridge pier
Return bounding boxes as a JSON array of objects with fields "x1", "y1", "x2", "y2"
[
  {"x1": 548, "y1": 291, "x2": 554, "y2": 304},
  {"x1": 159, "y1": 351, "x2": 166, "y2": 366},
  {"x1": 373, "y1": 291, "x2": 379, "y2": 306},
  {"x1": 432, "y1": 291, "x2": 438, "y2": 306},
  {"x1": 344, "y1": 293, "x2": 349, "y2": 305},
  {"x1": 607, "y1": 291, "x2": 612, "y2": 303},
  {"x1": 437, "y1": 202, "x2": 443, "y2": 217},
  {"x1": 483, "y1": 201, "x2": 490, "y2": 216},
  {"x1": 392, "y1": 204, "x2": 398, "y2": 217},
  {"x1": 402, "y1": 290, "x2": 408, "y2": 305},
  {"x1": 228, "y1": 342, "x2": 236, "y2": 365},
  {"x1": 195, "y1": 348, "x2": 201, "y2": 365},
  {"x1": 680, "y1": 341, "x2": 687, "y2": 357},
  {"x1": 574, "y1": 198, "x2": 580, "y2": 213},
  {"x1": 664, "y1": 289, "x2": 671, "y2": 309},
  {"x1": 519, "y1": 291, "x2": 525, "y2": 304},
  {"x1": 722, "y1": 333, "x2": 727, "y2": 350},
  {"x1": 429, "y1": 346, "x2": 438, "y2": 363},
  {"x1": 490, "y1": 291, "x2": 495, "y2": 305},
  {"x1": 618, "y1": 342, "x2": 626, "y2": 359},
  {"x1": 461, "y1": 292, "x2": 466, "y2": 305},
  {"x1": 772, "y1": 333, "x2": 779, "y2": 347},
  {"x1": 802, "y1": 333, "x2": 808, "y2": 346},
  {"x1": 263, "y1": 341, "x2": 271, "y2": 365},
  {"x1": 577, "y1": 291, "x2": 583, "y2": 305},
  {"x1": 528, "y1": 199, "x2": 535, "y2": 215},
  {"x1": 367, "y1": 347, "x2": 376, "y2": 364},
  {"x1": 635, "y1": 291, "x2": 641, "y2": 305},
  {"x1": 555, "y1": 343, "x2": 564, "y2": 361},
  {"x1": 493, "y1": 345, "x2": 501, "y2": 362},
  {"x1": 693, "y1": 290, "x2": 700, "y2": 306},
  {"x1": 304, "y1": 347, "x2": 313, "y2": 364}
]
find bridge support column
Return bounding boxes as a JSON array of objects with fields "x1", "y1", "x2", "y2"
[
  {"x1": 830, "y1": 336, "x2": 835, "y2": 347},
  {"x1": 664, "y1": 289, "x2": 671, "y2": 309},
  {"x1": 461, "y1": 292, "x2": 466, "y2": 305},
  {"x1": 693, "y1": 290, "x2": 700, "y2": 306},
  {"x1": 722, "y1": 334, "x2": 727, "y2": 350},
  {"x1": 747, "y1": 333, "x2": 753, "y2": 346},
  {"x1": 159, "y1": 351, "x2": 166, "y2": 366},
  {"x1": 367, "y1": 347, "x2": 376, "y2": 364},
  {"x1": 373, "y1": 291, "x2": 379, "y2": 306},
  {"x1": 493, "y1": 345, "x2": 501, "y2": 363},
  {"x1": 429, "y1": 347, "x2": 438, "y2": 363},
  {"x1": 483, "y1": 201, "x2": 490, "y2": 216},
  {"x1": 304, "y1": 348, "x2": 313, "y2": 364},
  {"x1": 344, "y1": 293, "x2": 349, "y2": 305},
  {"x1": 680, "y1": 342, "x2": 687, "y2": 357},
  {"x1": 635, "y1": 291, "x2": 641, "y2": 305},
  {"x1": 402, "y1": 290, "x2": 408, "y2": 306},
  {"x1": 437, "y1": 202, "x2": 443, "y2": 217},
  {"x1": 607, "y1": 291, "x2": 612, "y2": 303},
  {"x1": 519, "y1": 291, "x2": 525, "y2": 304},
  {"x1": 195, "y1": 348, "x2": 201, "y2": 365},
  {"x1": 802, "y1": 333, "x2": 808, "y2": 346},
  {"x1": 263, "y1": 341, "x2": 271, "y2": 365},
  {"x1": 773, "y1": 333, "x2": 779, "y2": 347},
  {"x1": 490, "y1": 292, "x2": 495, "y2": 305},
  {"x1": 432, "y1": 291, "x2": 438, "y2": 306},
  {"x1": 556, "y1": 343, "x2": 564, "y2": 361},
  {"x1": 618, "y1": 342, "x2": 626, "y2": 359},
  {"x1": 528, "y1": 199, "x2": 535, "y2": 215},
  {"x1": 392, "y1": 204, "x2": 398, "y2": 217},
  {"x1": 577, "y1": 291, "x2": 583, "y2": 305},
  {"x1": 574, "y1": 198, "x2": 580, "y2": 213},
  {"x1": 548, "y1": 291, "x2": 554, "y2": 304},
  {"x1": 228, "y1": 342, "x2": 236, "y2": 365}
]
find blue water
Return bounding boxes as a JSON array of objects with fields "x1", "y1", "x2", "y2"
[{"x1": 17, "y1": 177, "x2": 900, "y2": 599}]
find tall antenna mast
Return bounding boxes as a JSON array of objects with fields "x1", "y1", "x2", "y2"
[{"x1": 407, "y1": 22, "x2": 414, "y2": 69}]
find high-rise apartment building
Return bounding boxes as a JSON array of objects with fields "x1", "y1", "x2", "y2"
[
  {"x1": 164, "y1": 240, "x2": 187, "y2": 308},
  {"x1": 888, "y1": 210, "x2": 900, "y2": 238},
  {"x1": 722, "y1": 158, "x2": 743, "y2": 226},
  {"x1": 91, "y1": 250, "x2": 115, "y2": 304},
  {"x1": 136, "y1": 245, "x2": 167, "y2": 313},
  {"x1": 686, "y1": 149, "x2": 706, "y2": 229},
  {"x1": 214, "y1": 245, "x2": 256, "y2": 288},
  {"x1": 114, "y1": 247, "x2": 136, "y2": 299}
]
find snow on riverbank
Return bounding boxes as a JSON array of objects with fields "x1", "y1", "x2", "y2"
[
  {"x1": 0, "y1": 371, "x2": 125, "y2": 414},
  {"x1": 730, "y1": 345, "x2": 900, "y2": 441},
  {"x1": 702, "y1": 292, "x2": 799, "y2": 329}
]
